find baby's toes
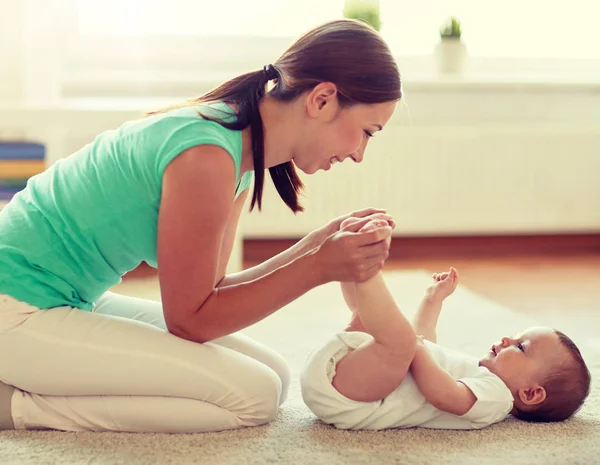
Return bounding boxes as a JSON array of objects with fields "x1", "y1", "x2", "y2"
[
  {"x1": 340, "y1": 218, "x2": 356, "y2": 230},
  {"x1": 359, "y1": 219, "x2": 386, "y2": 233}
]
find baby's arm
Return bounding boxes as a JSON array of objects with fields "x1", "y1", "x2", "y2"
[
  {"x1": 412, "y1": 268, "x2": 458, "y2": 343},
  {"x1": 410, "y1": 338, "x2": 477, "y2": 415}
]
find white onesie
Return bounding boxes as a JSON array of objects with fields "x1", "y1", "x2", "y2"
[{"x1": 300, "y1": 331, "x2": 514, "y2": 430}]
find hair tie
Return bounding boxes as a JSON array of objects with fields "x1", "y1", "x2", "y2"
[{"x1": 263, "y1": 64, "x2": 279, "y2": 81}]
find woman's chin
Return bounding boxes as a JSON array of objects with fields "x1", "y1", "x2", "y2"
[
  {"x1": 292, "y1": 158, "x2": 326, "y2": 175},
  {"x1": 297, "y1": 164, "x2": 319, "y2": 175}
]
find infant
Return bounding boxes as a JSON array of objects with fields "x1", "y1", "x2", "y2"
[{"x1": 301, "y1": 218, "x2": 591, "y2": 430}]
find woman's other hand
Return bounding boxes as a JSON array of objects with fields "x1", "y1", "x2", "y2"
[{"x1": 313, "y1": 217, "x2": 392, "y2": 283}]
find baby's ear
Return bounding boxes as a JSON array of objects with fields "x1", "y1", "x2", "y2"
[{"x1": 518, "y1": 385, "x2": 546, "y2": 407}]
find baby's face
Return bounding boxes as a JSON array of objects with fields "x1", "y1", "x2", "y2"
[{"x1": 479, "y1": 327, "x2": 566, "y2": 393}]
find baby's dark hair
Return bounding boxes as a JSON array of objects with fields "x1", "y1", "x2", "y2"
[{"x1": 514, "y1": 330, "x2": 591, "y2": 423}]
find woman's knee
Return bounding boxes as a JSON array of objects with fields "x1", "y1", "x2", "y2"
[
  {"x1": 209, "y1": 334, "x2": 291, "y2": 406},
  {"x1": 264, "y1": 350, "x2": 291, "y2": 406},
  {"x1": 235, "y1": 365, "x2": 282, "y2": 426}
]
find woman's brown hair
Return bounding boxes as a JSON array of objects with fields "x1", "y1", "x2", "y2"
[{"x1": 149, "y1": 19, "x2": 401, "y2": 212}]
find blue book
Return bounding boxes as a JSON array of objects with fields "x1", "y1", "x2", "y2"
[
  {"x1": 0, "y1": 187, "x2": 22, "y2": 200},
  {"x1": 0, "y1": 142, "x2": 45, "y2": 160}
]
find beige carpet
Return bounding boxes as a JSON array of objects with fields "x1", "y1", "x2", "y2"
[{"x1": 1, "y1": 271, "x2": 598, "y2": 465}]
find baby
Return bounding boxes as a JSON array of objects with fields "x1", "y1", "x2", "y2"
[{"x1": 301, "y1": 218, "x2": 591, "y2": 430}]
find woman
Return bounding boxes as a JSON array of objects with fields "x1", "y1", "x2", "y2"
[{"x1": 0, "y1": 19, "x2": 401, "y2": 433}]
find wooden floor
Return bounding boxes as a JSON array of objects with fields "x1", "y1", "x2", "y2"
[
  {"x1": 243, "y1": 252, "x2": 600, "y2": 341},
  {"x1": 382, "y1": 254, "x2": 599, "y2": 314},
  {"x1": 127, "y1": 244, "x2": 600, "y2": 341},
  {"x1": 384, "y1": 254, "x2": 600, "y2": 341}
]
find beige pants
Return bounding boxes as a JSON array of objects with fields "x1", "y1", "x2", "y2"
[{"x1": 0, "y1": 292, "x2": 290, "y2": 433}]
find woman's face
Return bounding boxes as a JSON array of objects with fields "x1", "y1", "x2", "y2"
[{"x1": 292, "y1": 85, "x2": 397, "y2": 175}]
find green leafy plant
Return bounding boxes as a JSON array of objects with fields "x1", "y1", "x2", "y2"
[
  {"x1": 343, "y1": 0, "x2": 381, "y2": 31},
  {"x1": 440, "y1": 16, "x2": 462, "y2": 40}
]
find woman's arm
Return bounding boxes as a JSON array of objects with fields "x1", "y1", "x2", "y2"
[
  {"x1": 217, "y1": 208, "x2": 392, "y2": 289},
  {"x1": 158, "y1": 146, "x2": 391, "y2": 343},
  {"x1": 212, "y1": 187, "x2": 312, "y2": 289},
  {"x1": 216, "y1": 230, "x2": 318, "y2": 287}
]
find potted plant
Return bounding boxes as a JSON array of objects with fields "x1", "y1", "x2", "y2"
[
  {"x1": 343, "y1": 0, "x2": 381, "y2": 31},
  {"x1": 435, "y1": 16, "x2": 467, "y2": 74}
]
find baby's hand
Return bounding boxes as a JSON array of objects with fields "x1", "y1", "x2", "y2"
[{"x1": 426, "y1": 267, "x2": 459, "y2": 301}]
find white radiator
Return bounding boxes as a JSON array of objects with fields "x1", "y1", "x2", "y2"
[
  {"x1": 240, "y1": 123, "x2": 600, "y2": 237},
  {"x1": 2, "y1": 88, "x2": 599, "y2": 238}
]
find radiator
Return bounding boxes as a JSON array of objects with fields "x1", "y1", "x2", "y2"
[
  {"x1": 240, "y1": 124, "x2": 600, "y2": 237},
  {"x1": 2, "y1": 102, "x2": 599, "y2": 238}
]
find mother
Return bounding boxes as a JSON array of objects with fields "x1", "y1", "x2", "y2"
[{"x1": 0, "y1": 19, "x2": 401, "y2": 433}]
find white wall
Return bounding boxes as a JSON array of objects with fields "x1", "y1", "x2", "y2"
[
  {"x1": 1, "y1": 0, "x2": 599, "y2": 238},
  {"x1": 2, "y1": 82, "x2": 599, "y2": 237},
  {"x1": 0, "y1": 0, "x2": 25, "y2": 107}
]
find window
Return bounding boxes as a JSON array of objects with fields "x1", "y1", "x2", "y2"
[
  {"x1": 76, "y1": 0, "x2": 599, "y2": 59},
  {"x1": 76, "y1": 0, "x2": 346, "y2": 37},
  {"x1": 380, "y1": 0, "x2": 598, "y2": 59},
  {"x1": 42, "y1": 0, "x2": 598, "y2": 100},
  {"x1": 63, "y1": 0, "x2": 349, "y2": 97}
]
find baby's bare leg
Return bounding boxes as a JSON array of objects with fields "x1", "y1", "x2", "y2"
[
  {"x1": 333, "y1": 221, "x2": 417, "y2": 403},
  {"x1": 341, "y1": 282, "x2": 367, "y2": 333},
  {"x1": 343, "y1": 311, "x2": 367, "y2": 333}
]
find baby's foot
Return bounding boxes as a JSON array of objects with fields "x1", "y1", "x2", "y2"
[
  {"x1": 426, "y1": 267, "x2": 459, "y2": 301},
  {"x1": 359, "y1": 218, "x2": 390, "y2": 233},
  {"x1": 357, "y1": 219, "x2": 392, "y2": 251},
  {"x1": 340, "y1": 213, "x2": 394, "y2": 232}
]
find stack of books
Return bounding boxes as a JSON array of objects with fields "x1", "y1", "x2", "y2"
[{"x1": 0, "y1": 142, "x2": 46, "y2": 203}]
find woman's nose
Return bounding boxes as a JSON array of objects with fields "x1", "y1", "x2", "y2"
[{"x1": 351, "y1": 149, "x2": 364, "y2": 164}]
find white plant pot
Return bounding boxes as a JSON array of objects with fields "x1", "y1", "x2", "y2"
[{"x1": 435, "y1": 39, "x2": 467, "y2": 75}]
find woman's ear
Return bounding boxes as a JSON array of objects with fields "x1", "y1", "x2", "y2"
[{"x1": 306, "y1": 82, "x2": 339, "y2": 119}]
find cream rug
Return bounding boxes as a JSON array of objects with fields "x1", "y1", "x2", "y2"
[{"x1": 1, "y1": 271, "x2": 598, "y2": 465}]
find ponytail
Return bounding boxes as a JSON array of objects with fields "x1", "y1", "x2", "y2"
[
  {"x1": 147, "y1": 65, "x2": 304, "y2": 213},
  {"x1": 149, "y1": 20, "x2": 402, "y2": 213}
]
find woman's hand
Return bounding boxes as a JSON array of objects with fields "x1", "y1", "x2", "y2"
[
  {"x1": 313, "y1": 217, "x2": 393, "y2": 283},
  {"x1": 302, "y1": 208, "x2": 394, "y2": 253},
  {"x1": 340, "y1": 215, "x2": 394, "y2": 250}
]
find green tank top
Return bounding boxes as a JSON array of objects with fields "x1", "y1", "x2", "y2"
[{"x1": 0, "y1": 103, "x2": 252, "y2": 310}]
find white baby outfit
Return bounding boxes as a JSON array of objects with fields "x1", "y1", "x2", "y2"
[{"x1": 301, "y1": 331, "x2": 514, "y2": 430}]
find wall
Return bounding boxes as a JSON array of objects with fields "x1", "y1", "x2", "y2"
[
  {"x1": 1, "y1": 82, "x2": 599, "y2": 237},
  {"x1": 1, "y1": 0, "x2": 599, "y2": 238},
  {"x1": 0, "y1": 0, "x2": 25, "y2": 111}
]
